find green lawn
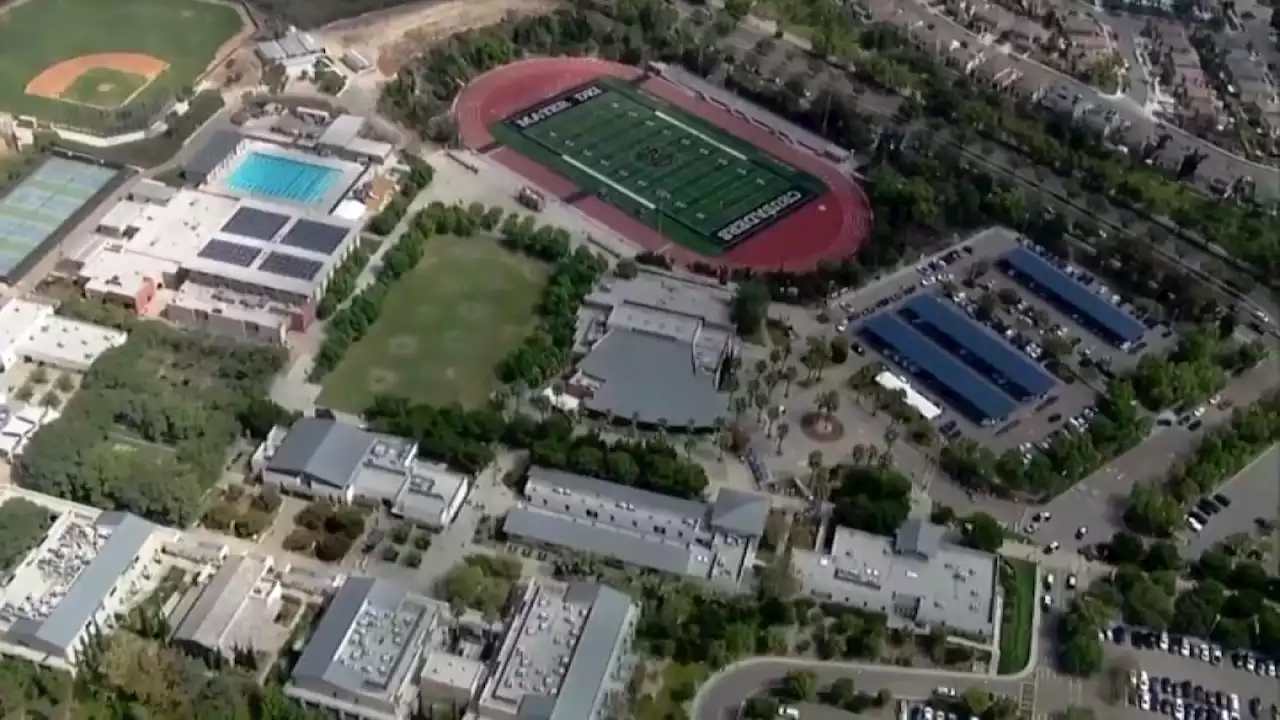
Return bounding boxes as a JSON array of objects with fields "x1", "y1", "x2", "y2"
[
  {"x1": 60, "y1": 67, "x2": 149, "y2": 109},
  {"x1": 493, "y1": 77, "x2": 824, "y2": 256},
  {"x1": 998, "y1": 558, "x2": 1037, "y2": 675},
  {"x1": 0, "y1": 0, "x2": 242, "y2": 128},
  {"x1": 318, "y1": 235, "x2": 548, "y2": 411}
]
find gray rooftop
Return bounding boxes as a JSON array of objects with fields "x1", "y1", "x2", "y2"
[
  {"x1": 319, "y1": 115, "x2": 365, "y2": 149},
  {"x1": 503, "y1": 468, "x2": 767, "y2": 590},
  {"x1": 185, "y1": 131, "x2": 244, "y2": 179},
  {"x1": 793, "y1": 521, "x2": 998, "y2": 640},
  {"x1": 9, "y1": 512, "x2": 154, "y2": 655},
  {"x1": 290, "y1": 577, "x2": 440, "y2": 704},
  {"x1": 266, "y1": 418, "x2": 415, "y2": 493},
  {"x1": 484, "y1": 580, "x2": 637, "y2": 720},
  {"x1": 575, "y1": 329, "x2": 727, "y2": 428},
  {"x1": 172, "y1": 555, "x2": 272, "y2": 654}
]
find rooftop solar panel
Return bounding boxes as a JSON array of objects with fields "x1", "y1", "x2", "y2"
[
  {"x1": 221, "y1": 206, "x2": 290, "y2": 240},
  {"x1": 279, "y1": 219, "x2": 349, "y2": 256},
  {"x1": 860, "y1": 314, "x2": 1018, "y2": 423},
  {"x1": 1002, "y1": 248, "x2": 1146, "y2": 346},
  {"x1": 259, "y1": 251, "x2": 323, "y2": 281},
  {"x1": 198, "y1": 239, "x2": 263, "y2": 268},
  {"x1": 899, "y1": 295, "x2": 1056, "y2": 401}
]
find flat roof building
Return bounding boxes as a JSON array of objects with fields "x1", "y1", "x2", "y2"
[
  {"x1": 503, "y1": 467, "x2": 768, "y2": 591},
  {"x1": 793, "y1": 519, "x2": 999, "y2": 641},
  {"x1": 0, "y1": 299, "x2": 128, "y2": 372},
  {"x1": 569, "y1": 268, "x2": 736, "y2": 429},
  {"x1": 0, "y1": 511, "x2": 161, "y2": 669},
  {"x1": 287, "y1": 577, "x2": 444, "y2": 720},
  {"x1": 171, "y1": 555, "x2": 282, "y2": 661},
  {"x1": 318, "y1": 115, "x2": 395, "y2": 163},
  {"x1": 477, "y1": 579, "x2": 638, "y2": 720},
  {"x1": 255, "y1": 418, "x2": 468, "y2": 529}
]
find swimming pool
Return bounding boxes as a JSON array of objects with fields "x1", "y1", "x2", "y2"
[{"x1": 225, "y1": 152, "x2": 339, "y2": 206}]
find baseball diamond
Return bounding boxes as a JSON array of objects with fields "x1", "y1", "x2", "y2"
[{"x1": 0, "y1": 0, "x2": 243, "y2": 133}]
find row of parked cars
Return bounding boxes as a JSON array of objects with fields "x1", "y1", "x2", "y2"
[
  {"x1": 1131, "y1": 670, "x2": 1277, "y2": 720},
  {"x1": 1119, "y1": 627, "x2": 1278, "y2": 677},
  {"x1": 1186, "y1": 491, "x2": 1232, "y2": 534}
]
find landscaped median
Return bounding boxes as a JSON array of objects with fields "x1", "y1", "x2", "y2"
[{"x1": 997, "y1": 557, "x2": 1037, "y2": 675}]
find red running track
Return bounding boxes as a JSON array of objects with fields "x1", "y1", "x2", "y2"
[{"x1": 455, "y1": 57, "x2": 871, "y2": 272}]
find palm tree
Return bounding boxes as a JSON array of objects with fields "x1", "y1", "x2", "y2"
[
  {"x1": 754, "y1": 358, "x2": 769, "y2": 377},
  {"x1": 775, "y1": 422, "x2": 790, "y2": 455},
  {"x1": 769, "y1": 347, "x2": 784, "y2": 368},
  {"x1": 753, "y1": 391, "x2": 769, "y2": 423},
  {"x1": 815, "y1": 390, "x2": 840, "y2": 432},
  {"x1": 884, "y1": 423, "x2": 900, "y2": 454},
  {"x1": 766, "y1": 404, "x2": 782, "y2": 436},
  {"x1": 733, "y1": 396, "x2": 749, "y2": 420},
  {"x1": 782, "y1": 366, "x2": 798, "y2": 397}
]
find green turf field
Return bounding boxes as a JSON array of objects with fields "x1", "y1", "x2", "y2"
[
  {"x1": 60, "y1": 68, "x2": 150, "y2": 109},
  {"x1": 491, "y1": 77, "x2": 826, "y2": 256},
  {"x1": 318, "y1": 235, "x2": 548, "y2": 412},
  {"x1": 0, "y1": 0, "x2": 242, "y2": 130}
]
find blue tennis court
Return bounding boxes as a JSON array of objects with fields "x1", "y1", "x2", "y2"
[
  {"x1": 860, "y1": 313, "x2": 1018, "y2": 424},
  {"x1": 898, "y1": 295, "x2": 1056, "y2": 402},
  {"x1": 225, "y1": 152, "x2": 339, "y2": 206}
]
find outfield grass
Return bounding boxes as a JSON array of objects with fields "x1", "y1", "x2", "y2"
[
  {"x1": 318, "y1": 235, "x2": 548, "y2": 411},
  {"x1": 998, "y1": 558, "x2": 1037, "y2": 675},
  {"x1": 0, "y1": 0, "x2": 242, "y2": 126},
  {"x1": 60, "y1": 68, "x2": 149, "y2": 108}
]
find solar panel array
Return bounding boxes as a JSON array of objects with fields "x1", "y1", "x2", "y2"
[
  {"x1": 221, "y1": 207, "x2": 291, "y2": 241},
  {"x1": 899, "y1": 295, "x2": 1056, "y2": 401},
  {"x1": 259, "y1": 252, "x2": 323, "y2": 281},
  {"x1": 279, "y1": 219, "x2": 349, "y2": 255},
  {"x1": 198, "y1": 239, "x2": 263, "y2": 268},
  {"x1": 1002, "y1": 248, "x2": 1146, "y2": 346},
  {"x1": 860, "y1": 314, "x2": 1018, "y2": 423}
]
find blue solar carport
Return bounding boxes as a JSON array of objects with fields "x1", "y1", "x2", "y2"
[
  {"x1": 1001, "y1": 248, "x2": 1146, "y2": 347},
  {"x1": 860, "y1": 313, "x2": 1018, "y2": 424},
  {"x1": 898, "y1": 295, "x2": 1056, "y2": 401}
]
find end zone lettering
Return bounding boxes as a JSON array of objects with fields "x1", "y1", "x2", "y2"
[
  {"x1": 510, "y1": 85, "x2": 604, "y2": 130},
  {"x1": 716, "y1": 189, "x2": 806, "y2": 243}
]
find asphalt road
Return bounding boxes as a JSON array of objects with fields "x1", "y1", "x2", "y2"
[
  {"x1": 1180, "y1": 444, "x2": 1280, "y2": 559},
  {"x1": 1018, "y1": 351, "x2": 1280, "y2": 556}
]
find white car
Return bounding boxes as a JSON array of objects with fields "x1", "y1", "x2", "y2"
[
  {"x1": 1198, "y1": 644, "x2": 1210, "y2": 662},
  {"x1": 1192, "y1": 405, "x2": 1207, "y2": 418},
  {"x1": 922, "y1": 709, "x2": 934, "y2": 720},
  {"x1": 1245, "y1": 656, "x2": 1256, "y2": 672},
  {"x1": 1230, "y1": 694, "x2": 1240, "y2": 713},
  {"x1": 1139, "y1": 694, "x2": 1151, "y2": 711},
  {"x1": 1046, "y1": 541, "x2": 1061, "y2": 554},
  {"x1": 1042, "y1": 594, "x2": 1052, "y2": 609},
  {"x1": 1129, "y1": 670, "x2": 1138, "y2": 686},
  {"x1": 1180, "y1": 639, "x2": 1191, "y2": 656},
  {"x1": 1267, "y1": 661, "x2": 1276, "y2": 677},
  {"x1": 778, "y1": 706, "x2": 800, "y2": 720},
  {"x1": 1066, "y1": 574, "x2": 1078, "y2": 589},
  {"x1": 1159, "y1": 633, "x2": 1170, "y2": 651},
  {"x1": 1045, "y1": 573, "x2": 1055, "y2": 588},
  {"x1": 1139, "y1": 670, "x2": 1149, "y2": 688},
  {"x1": 836, "y1": 321, "x2": 848, "y2": 332},
  {"x1": 1075, "y1": 526, "x2": 1088, "y2": 539},
  {"x1": 1187, "y1": 516, "x2": 1204, "y2": 532}
]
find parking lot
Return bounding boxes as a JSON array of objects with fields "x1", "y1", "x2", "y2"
[
  {"x1": 1110, "y1": 633, "x2": 1278, "y2": 720},
  {"x1": 1181, "y1": 445, "x2": 1280, "y2": 559},
  {"x1": 829, "y1": 227, "x2": 1177, "y2": 458}
]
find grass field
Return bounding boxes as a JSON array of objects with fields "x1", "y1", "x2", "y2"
[
  {"x1": 492, "y1": 77, "x2": 825, "y2": 256},
  {"x1": 0, "y1": 0, "x2": 242, "y2": 126},
  {"x1": 60, "y1": 68, "x2": 149, "y2": 108},
  {"x1": 998, "y1": 558, "x2": 1037, "y2": 675},
  {"x1": 318, "y1": 235, "x2": 548, "y2": 411}
]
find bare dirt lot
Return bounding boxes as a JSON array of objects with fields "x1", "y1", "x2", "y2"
[{"x1": 315, "y1": 0, "x2": 558, "y2": 76}]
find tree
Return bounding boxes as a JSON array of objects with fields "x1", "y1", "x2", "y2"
[
  {"x1": 775, "y1": 422, "x2": 790, "y2": 455},
  {"x1": 960, "y1": 512, "x2": 1005, "y2": 553},
  {"x1": 1106, "y1": 531, "x2": 1145, "y2": 564},
  {"x1": 1142, "y1": 541, "x2": 1182, "y2": 573},
  {"x1": 730, "y1": 278, "x2": 770, "y2": 337},
  {"x1": 778, "y1": 670, "x2": 817, "y2": 702}
]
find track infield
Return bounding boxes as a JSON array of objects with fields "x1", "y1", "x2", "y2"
[
  {"x1": 0, "y1": 0, "x2": 242, "y2": 126},
  {"x1": 493, "y1": 77, "x2": 826, "y2": 257},
  {"x1": 456, "y1": 58, "x2": 871, "y2": 272}
]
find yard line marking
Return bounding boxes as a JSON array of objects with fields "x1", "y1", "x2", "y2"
[
  {"x1": 654, "y1": 110, "x2": 747, "y2": 160},
  {"x1": 562, "y1": 155, "x2": 655, "y2": 209}
]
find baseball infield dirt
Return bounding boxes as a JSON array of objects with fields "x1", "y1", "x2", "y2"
[{"x1": 25, "y1": 52, "x2": 168, "y2": 101}]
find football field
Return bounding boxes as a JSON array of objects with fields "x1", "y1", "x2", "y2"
[{"x1": 492, "y1": 77, "x2": 826, "y2": 256}]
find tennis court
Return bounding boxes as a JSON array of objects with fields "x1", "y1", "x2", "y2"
[
  {"x1": 0, "y1": 156, "x2": 117, "y2": 278},
  {"x1": 493, "y1": 77, "x2": 825, "y2": 256}
]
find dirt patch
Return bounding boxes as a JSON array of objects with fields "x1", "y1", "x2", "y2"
[
  {"x1": 317, "y1": 0, "x2": 557, "y2": 77},
  {"x1": 366, "y1": 367, "x2": 399, "y2": 392},
  {"x1": 25, "y1": 53, "x2": 168, "y2": 101},
  {"x1": 387, "y1": 334, "x2": 417, "y2": 356}
]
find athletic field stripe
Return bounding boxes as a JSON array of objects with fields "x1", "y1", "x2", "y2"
[
  {"x1": 654, "y1": 111, "x2": 746, "y2": 160},
  {"x1": 563, "y1": 155, "x2": 655, "y2": 209}
]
